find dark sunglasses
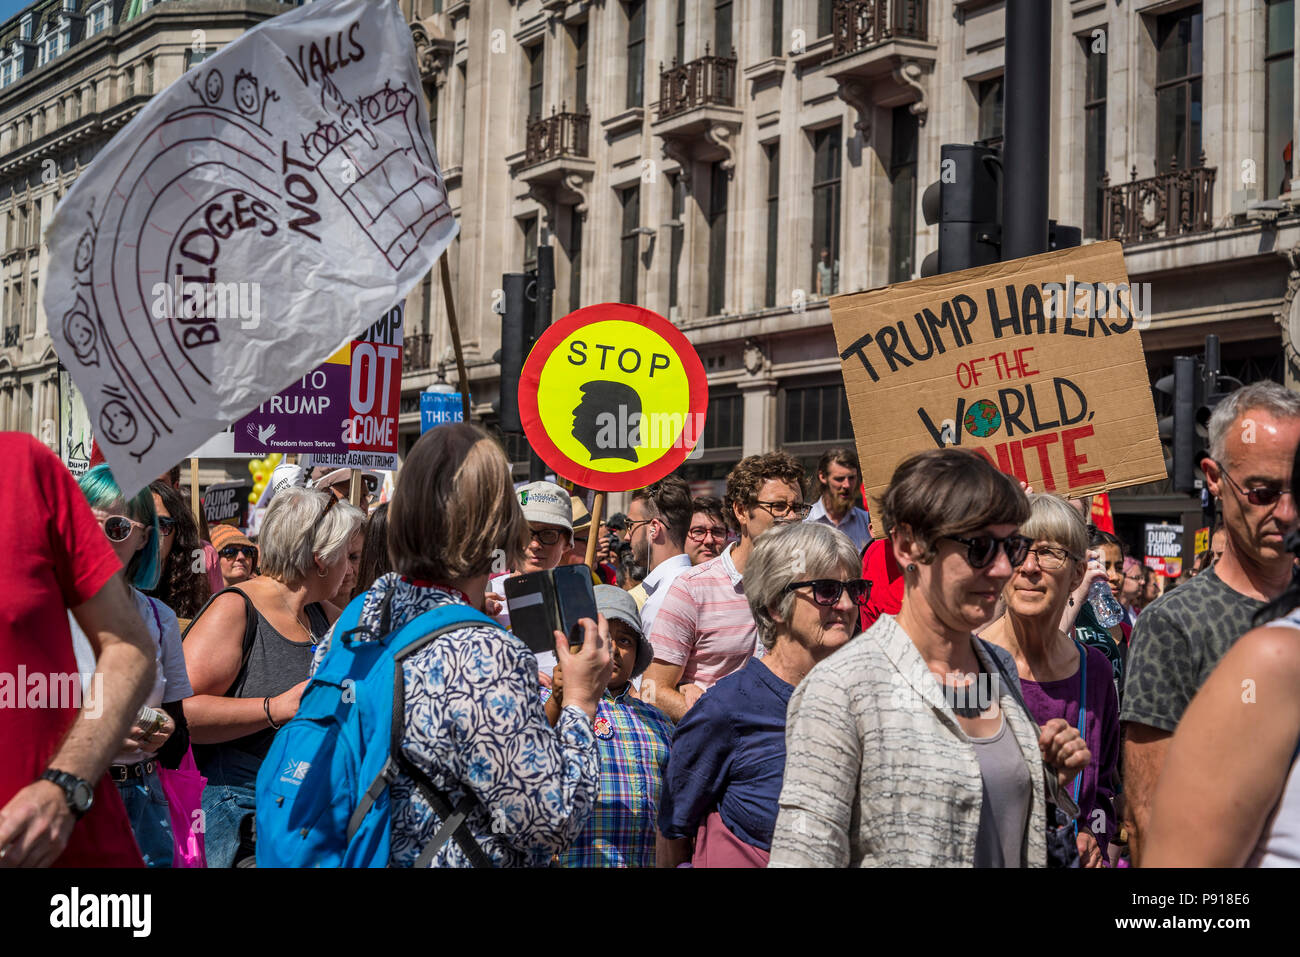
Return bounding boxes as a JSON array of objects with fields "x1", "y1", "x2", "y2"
[
  {"x1": 157, "y1": 516, "x2": 178, "y2": 537},
  {"x1": 940, "y1": 533, "x2": 1032, "y2": 569},
  {"x1": 1213, "y1": 460, "x2": 1290, "y2": 507},
  {"x1": 785, "y1": 578, "x2": 872, "y2": 607},
  {"x1": 99, "y1": 515, "x2": 146, "y2": 543},
  {"x1": 529, "y1": 527, "x2": 565, "y2": 546},
  {"x1": 219, "y1": 545, "x2": 257, "y2": 561}
]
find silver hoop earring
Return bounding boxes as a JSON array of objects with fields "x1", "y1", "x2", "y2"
[
  {"x1": 906, "y1": 563, "x2": 917, "y2": 574},
  {"x1": 318, "y1": 566, "x2": 328, "y2": 578}
]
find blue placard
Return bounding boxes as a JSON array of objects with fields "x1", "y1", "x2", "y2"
[{"x1": 420, "y1": 390, "x2": 465, "y2": 433}]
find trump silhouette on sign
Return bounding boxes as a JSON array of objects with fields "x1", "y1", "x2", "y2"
[{"x1": 572, "y1": 380, "x2": 641, "y2": 463}]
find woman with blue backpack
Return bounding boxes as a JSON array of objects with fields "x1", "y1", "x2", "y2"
[{"x1": 257, "y1": 423, "x2": 612, "y2": 867}]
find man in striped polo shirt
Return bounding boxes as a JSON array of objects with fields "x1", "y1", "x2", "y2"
[{"x1": 643, "y1": 453, "x2": 807, "y2": 722}]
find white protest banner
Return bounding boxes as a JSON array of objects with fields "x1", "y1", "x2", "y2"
[{"x1": 44, "y1": 0, "x2": 455, "y2": 497}]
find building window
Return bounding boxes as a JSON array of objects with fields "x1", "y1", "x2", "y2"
[
  {"x1": 568, "y1": 211, "x2": 583, "y2": 313},
  {"x1": 675, "y1": 0, "x2": 685, "y2": 65},
  {"x1": 521, "y1": 215, "x2": 539, "y2": 274},
  {"x1": 1155, "y1": 6, "x2": 1203, "y2": 170},
  {"x1": 772, "y1": 0, "x2": 784, "y2": 55},
  {"x1": 1265, "y1": 0, "x2": 1294, "y2": 197},
  {"x1": 889, "y1": 107, "x2": 918, "y2": 284},
  {"x1": 145, "y1": 57, "x2": 154, "y2": 94},
  {"x1": 56, "y1": 99, "x2": 65, "y2": 129},
  {"x1": 811, "y1": 125, "x2": 841, "y2": 297},
  {"x1": 185, "y1": 46, "x2": 217, "y2": 70},
  {"x1": 88, "y1": 82, "x2": 97, "y2": 113},
  {"x1": 668, "y1": 172, "x2": 684, "y2": 314},
  {"x1": 714, "y1": 0, "x2": 733, "y2": 58},
  {"x1": 626, "y1": 0, "x2": 645, "y2": 109},
  {"x1": 125, "y1": 65, "x2": 135, "y2": 99},
  {"x1": 525, "y1": 42, "x2": 544, "y2": 121},
  {"x1": 817, "y1": 0, "x2": 833, "y2": 38},
  {"x1": 619, "y1": 185, "x2": 640, "y2": 304},
  {"x1": 702, "y1": 393, "x2": 743, "y2": 451},
  {"x1": 573, "y1": 23, "x2": 588, "y2": 114},
  {"x1": 1083, "y1": 32, "x2": 1108, "y2": 238},
  {"x1": 18, "y1": 205, "x2": 27, "y2": 247},
  {"x1": 89, "y1": 4, "x2": 108, "y2": 35},
  {"x1": 26, "y1": 278, "x2": 37, "y2": 337},
  {"x1": 977, "y1": 75, "x2": 1004, "y2": 150},
  {"x1": 31, "y1": 199, "x2": 41, "y2": 250},
  {"x1": 707, "y1": 161, "x2": 728, "y2": 315},
  {"x1": 1, "y1": 60, "x2": 13, "y2": 88},
  {"x1": 764, "y1": 142, "x2": 780, "y2": 308},
  {"x1": 783, "y1": 383, "x2": 854, "y2": 446}
]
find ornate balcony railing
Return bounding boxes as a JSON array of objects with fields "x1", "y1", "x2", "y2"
[
  {"x1": 1102, "y1": 156, "x2": 1216, "y2": 245},
  {"x1": 403, "y1": 332, "x2": 435, "y2": 374},
  {"x1": 657, "y1": 49, "x2": 737, "y2": 121},
  {"x1": 831, "y1": 0, "x2": 929, "y2": 58},
  {"x1": 524, "y1": 108, "x2": 591, "y2": 167},
  {"x1": 3, "y1": 325, "x2": 19, "y2": 348}
]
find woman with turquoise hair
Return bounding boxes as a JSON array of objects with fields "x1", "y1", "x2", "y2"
[{"x1": 72, "y1": 465, "x2": 194, "y2": 867}]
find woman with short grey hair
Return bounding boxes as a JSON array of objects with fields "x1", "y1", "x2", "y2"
[
  {"x1": 183, "y1": 487, "x2": 365, "y2": 867},
  {"x1": 658, "y1": 522, "x2": 865, "y2": 867}
]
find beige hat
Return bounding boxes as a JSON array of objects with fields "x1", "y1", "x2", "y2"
[
  {"x1": 570, "y1": 495, "x2": 592, "y2": 532},
  {"x1": 517, "y1": 481, "x2": 573, "y2": 532}
]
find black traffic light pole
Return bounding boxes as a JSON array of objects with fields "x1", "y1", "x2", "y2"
[
  {"x1": 1002, "y1": 0, "x2": 1051, "y2": 260},
  {"x1": 528, "y1": 247, "x2": 555, "y2": 481}
]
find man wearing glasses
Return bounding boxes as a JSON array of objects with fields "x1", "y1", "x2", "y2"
[
  {"x1": 806, "y1": 448, "x2": 872, "y2": 553},
  {"x1": 685, "y1": 497, "x2": 729, "y2": 565},
  {"x1": 644, "y1": 453, "x2": 807, "y2": 722},
  {"x1": 1122, "y1": 382, "x2": 1300, "y2": 863},
  {"x1": 623, "y1": 476, "x2": 694, "y2": 638}
]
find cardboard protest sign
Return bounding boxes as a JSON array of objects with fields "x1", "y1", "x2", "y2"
[
  {"x1": 203, "y1": 480, "x2": 253, "y2": 526},
  {"x1": 1194, "y1": 525, "x2": 1210, "y2": 558},
  {"x1": 58, "y1": 369, "x2": 93, "y2": 478},
  {"x1": 44, "y1": 0, "x2": 455, "y2": 496},
  {"x1": 1146, "y1": 522, "x2": 1184, "y2": 576},
  {"x1": 830, "y1": 241, "x2": 1164, "y2": 536},
  {"x1": 235, "y1": 305, "x2": 402, "y2": 468},
  {"x1": 519, "y1": 303, "x2": 707, "y2": 492}
]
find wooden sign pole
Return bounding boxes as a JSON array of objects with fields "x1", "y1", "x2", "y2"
[
  {"x1": 439, "y1": 254, "x2": 472, "y2": 423},
  {"x1": 583, "y1": 492, "x2": 605, "y2": 569},
  {"x1": 189, "y1": 458, "x2": 201, "y2": 525},
  {"x1": 348, "y1": 469, "x2": 362, "y2": 508}
]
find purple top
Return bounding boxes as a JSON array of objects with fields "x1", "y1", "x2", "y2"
[{"x1": 1019, "y1": 644, "x2": 1121, "y2": 851}]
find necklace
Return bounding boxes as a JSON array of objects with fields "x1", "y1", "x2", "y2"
[{"x1": 280, "y1": 594, "x2": 314, "y2": 642}]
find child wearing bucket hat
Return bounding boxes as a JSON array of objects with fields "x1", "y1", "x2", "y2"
[{"x1": 541, "y1": 585, "x2": 672, "y2": 867}]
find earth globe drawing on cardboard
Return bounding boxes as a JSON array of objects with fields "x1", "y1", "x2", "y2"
[{"x1": 964, "y1": 399, "x2": 1002, "y2": 438}]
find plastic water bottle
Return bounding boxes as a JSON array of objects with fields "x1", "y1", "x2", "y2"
[{"x1": 1088, "y1": 576, "x2": 1124, "y2": 628}]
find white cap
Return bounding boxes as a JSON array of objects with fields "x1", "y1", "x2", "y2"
[
  {"x1": 271, "y1": 463, "x2": 309, "y2": 495},
  {"x1": 517, "y1": 481, "x2": 573, "y2": 533}
]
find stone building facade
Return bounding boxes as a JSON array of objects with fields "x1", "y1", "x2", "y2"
[{"x1": 2, "y1": 0, "x2": 1298, "y2": 527}]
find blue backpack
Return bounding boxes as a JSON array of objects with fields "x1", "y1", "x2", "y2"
[{"x1": 255, "y1": 590, "x2": 496, "y2": 868}]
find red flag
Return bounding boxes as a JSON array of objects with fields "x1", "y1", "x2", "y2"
[
  {"x1": 89, "y1": 438, "x2": 105, "y2": 468},
  {"x1": 1090, "y1": 492, "x2": 1115, "y2": 533}
]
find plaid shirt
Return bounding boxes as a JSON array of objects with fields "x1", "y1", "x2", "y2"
[{"x1": 541, "y1": 685, "x2": 674, "y2": 867}]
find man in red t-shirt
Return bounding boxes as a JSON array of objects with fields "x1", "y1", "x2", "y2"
[
  {"x1": 0, "y1": 434, "x2": 157, "y2": 867},
  {"x1": 860, "y1": 536, "x2": 905, "y2": 631}
]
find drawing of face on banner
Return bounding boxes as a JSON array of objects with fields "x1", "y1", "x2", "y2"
[
  {"x1": 43, "y1": 0, "x2": 455, "y2": 496},
  {"x1": 520, "y1": 303, "x2": 708, "y2": 492}
]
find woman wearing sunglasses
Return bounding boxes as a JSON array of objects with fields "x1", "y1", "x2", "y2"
[
  {"x1": 659, "y1": 521, "x2": 863, "y2": 867},
  {"x1": 146, "y1": 480, "x2": 211, "y2": 629},
  {"x1": 72, "y1": 466, "x2": 194, "y2": 867},
  {"x1": 183, "y1": 487, "x2": 364, "y2": 867},
  {"x1": 770, "y1": 449, "x2": 1090, "y2": 868},
  {"x1": 981, "y1": 494, "x2": 1121, "y2": 868}
]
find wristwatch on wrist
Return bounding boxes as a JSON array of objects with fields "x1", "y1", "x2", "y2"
[{"x1": 41, "y1": 769, "x2": 94, "y2": 820}]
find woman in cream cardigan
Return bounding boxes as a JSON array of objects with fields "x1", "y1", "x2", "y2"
[{"x1": 769, "y1": 449, "x2": 1091, "y2": 867}]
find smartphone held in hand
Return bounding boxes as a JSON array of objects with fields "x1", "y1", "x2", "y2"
[{"x1": 504, "y1": 565, "x2": 598, "y2": 655}]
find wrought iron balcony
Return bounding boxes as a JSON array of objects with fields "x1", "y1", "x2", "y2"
[
  {"x1": 524, "y1": 108, "x2": 591, "y2": 168},
  {"x1": 657, "y1": 49, "x2": 737, "y2": 122},
  {"x1": 1102, "y1": 156, "x2": 1216, "y2": 245},
  {"x1": 3, "y1": 325, "x2": 19, "y2": 348},
  {"x1": 403, "y1": 332, "x2": 435, "y2": 374},
  {"x1": 831, "y1": 0, "x2": 929, "y2": 58}
]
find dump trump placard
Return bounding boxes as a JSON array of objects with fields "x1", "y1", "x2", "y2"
[{"x1": 829, "y1": 241, "x2": 1165, "y2": 537}]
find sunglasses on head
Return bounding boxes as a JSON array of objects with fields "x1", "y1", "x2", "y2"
[
  {"x1": 99, "y1": 515, "x2": 147, "y2": 543},
  {"x1": 784, "y1": 578, "x2": 872, "y2": 607},
  {"x1": 940, "y1": 533, "x2": 1032, "y2": 569},
  {"x1": 219, "y1": 545, "x2": 257, "y2": 561}
]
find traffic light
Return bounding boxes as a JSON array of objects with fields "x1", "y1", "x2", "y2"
[
  {"x1": 920, "y1": 144, "x2": 1002, "y2": 277},
  {"x1": 1155, "y1": 355, "x2": 1200, "y2": 493},
  {"x1": 494, "y1": 272, "x2": 530, "y2": 433}
]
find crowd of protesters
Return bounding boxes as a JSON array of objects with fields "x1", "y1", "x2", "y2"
[{"x1": 1, "y1": 379, "x2": 1298, "y2": 869}]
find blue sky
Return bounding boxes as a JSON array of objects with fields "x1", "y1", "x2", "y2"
[{"x1": 0, "y1": 0, "x2": 32, "y2": 29}]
